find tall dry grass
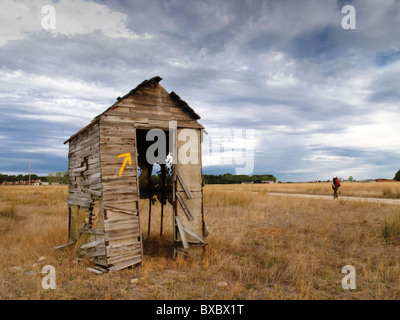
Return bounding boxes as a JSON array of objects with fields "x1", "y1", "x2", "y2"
[{"x1": 0, "y1": 183, "x2": 399, "y2": 300}]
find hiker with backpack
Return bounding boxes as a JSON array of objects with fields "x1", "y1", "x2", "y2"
[{"x1": 332, "y1": 177, "x2": 340, "y2": 199}]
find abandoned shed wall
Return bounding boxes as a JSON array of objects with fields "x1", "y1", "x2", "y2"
[{"x1": 64, "y1": 76, "x2": 205, "y2": 271}]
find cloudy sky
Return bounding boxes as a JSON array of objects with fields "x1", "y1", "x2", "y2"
[{"x1": 0, "y1": 0, "x2": 399, "y2": 182}]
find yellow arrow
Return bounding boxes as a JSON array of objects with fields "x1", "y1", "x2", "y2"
[{"x1": 117, "y1": 152, "x2": 132, "y2": 176}]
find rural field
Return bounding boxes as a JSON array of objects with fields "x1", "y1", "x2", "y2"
[{"x1": 0, "y1": 182, "x2": 400, "y2": 300}]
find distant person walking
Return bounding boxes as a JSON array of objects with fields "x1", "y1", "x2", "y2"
[{"x1": 332, "y1": 177, "x2": 341, "y2": 199}]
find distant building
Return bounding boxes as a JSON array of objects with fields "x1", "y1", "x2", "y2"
[{"x1": 262, "y1": 180, "x2": 275, "y2": 184}]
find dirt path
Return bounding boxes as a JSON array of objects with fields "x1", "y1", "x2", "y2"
[{"x1": 268, "y1": 192, "x2": 400, "y2": 205}]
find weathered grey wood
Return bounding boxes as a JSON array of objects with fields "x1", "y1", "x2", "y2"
[
  {"x1": 65, "y1": 77, "x2": 205, "y2": 271},
  {"x1": 108, "y1": 256, "x2": 142, "y2": 272},
  {"x1": 81, "y1": 188, "x2": 102, "y2": 197},
  {"x1": 106, "y1": 242, "x2": 141, "y2": 257},
  {"x1": 107, "y1": 253, "x2": 141, "y2": 265},
  {"x1": 81, "y1": 245, "x2": 106, "y2": 258},
  {"x1": 175, "y1": 216, "x2": 189, "y2": 249},
  {"x1": 176, "y1": 191, "x2": 193, "y2": 221},
  {"x1": 79, "y1": 228, "x2": 105, "y2": 235},
  {"x1": 103, "y1": 205, "x2": 137, "y2": 215},
  {"x1": 80, "y1": 239, "x2": 105, "y2": 250},
  {"x1": 183, "y1": 225, "x2": 205, "y2": 244},
  {"x1": 105, "y1": 230, "x2": 140, "y2": 242},
  {"x1": 177, "y1": 168, "x2": 194, "y2": 199},
  {"x1": 54, "y1": 241, "x2": 75, "y2": 249},
  {"x1": 87, "y1": 267, "x2": 103, "y2": 274},
  {"x1": 71, "y1": 165, "x2": 87, "y2": 173}
]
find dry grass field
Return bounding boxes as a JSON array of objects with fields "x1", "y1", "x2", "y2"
[{"x1": 0, "y1": 182, "x2": 399, "y2": 300}]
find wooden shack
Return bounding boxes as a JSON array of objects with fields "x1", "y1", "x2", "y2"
[{"x1": 62, "y1": 76, "x2": 205, "y2": 272}]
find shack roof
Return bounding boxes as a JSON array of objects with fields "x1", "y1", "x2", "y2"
[{"x1": 64, "y1": 76, "x2": 201, "y2": 144}]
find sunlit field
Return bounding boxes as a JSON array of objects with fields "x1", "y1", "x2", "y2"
[
  {"x1": 0, "y1": 182, "x2": 399, "y2": 300},
  {"x1": 228, "y1": 181, "x2": 400, "y2": 199}
]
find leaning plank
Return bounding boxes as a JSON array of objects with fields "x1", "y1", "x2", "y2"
[
  {"x1": 183, "y1": 225, "x2": 205, "y2": 244},
  {"x1": 108, "y1": 256, "x2": 142, "y2": 272},
  {"x1": 80, "y1": 239, "x2": 105, "y2": 250},
  {"x1": 104, "y1": 216, "x2": 139, "y2": 227},
  {"x1": 54, "y1": 241, "x2": 75, "y2": 249},
  {"x1": 104, "y1": 205, "x2": 137, "y2": 215},
  {"x1": 87, "y1": 267, "x2": 103, "y2": 275},
  {"x1": 105, "y1": 222, "x2": 139, "y2": 232},
  {"x1": 176, "y1": 169, "x2": 194, "y2": 199},
  {"x1": 176, "y1": 192, "x2": 193, "y2": 221},
  {"x1": 175, "y1": 216, "x2": 189, "y2": 249}
]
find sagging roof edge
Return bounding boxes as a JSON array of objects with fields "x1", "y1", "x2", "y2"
[{"x1": 63, "y1": 76, "x2": 202, "y2": 144}]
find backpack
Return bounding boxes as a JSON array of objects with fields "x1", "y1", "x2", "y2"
[{"x1": 333, "y1": 178, "x2": 341, "y2": 187}]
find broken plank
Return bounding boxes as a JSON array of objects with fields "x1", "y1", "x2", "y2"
[
  {"x1": 183, "y1": 225, "x2": 205, "y2": 243},
  {"x1": 176, "y1": 168, "x2": 194, "y2": 199},
  {"x1": 175, "y1": 216, "x2": 189, "y2": 249},
  {"x1": 54, "y1": 241, "x2": 75, "y2": 250},
  {"x1": 108, "y1": 256, "x2": 142, "y2": 272},
  {"x1": 87, "y1": 267, "x2": 103, "y2": 275},
  {"x1": 176, "y1": 191, "x2": 193, "y2": 221},
  {"x1": 80, "y1": 239, "x2": 105, "y2": 250},
  {"x1": 103, "y1": 205, "x2": 137, "y2": 215}
]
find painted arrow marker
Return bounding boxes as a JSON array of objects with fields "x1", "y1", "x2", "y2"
[{"x1": 117, "y1": 152, "x2": 132, "y2": 176}]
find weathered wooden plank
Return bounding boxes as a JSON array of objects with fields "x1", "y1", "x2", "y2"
[
  {"x1": 107, "y1": 253, "x2": 141, "y2": 265},
  {"x1": 176, "y1": 191, "x2": 193, "y2": 221},
  {"x1": 100, "y1": 116, "x2": 148, "y2": 125},
  {"x1": 80, "y1": 187, "x2": 102, "y2": 197},
  {"x1": 87, "y1": 267, "x2": 103, "y2": 274},
  {"x1": 81, "y1": 245, "x2": 106, "y2": 258},
  {"x1": 103, "y1": 197, "x2": 139, "y2": 205},
  {"x1": 105, "y1": 216, "x2": 139, "y2": 225},
  {"x1": 67, "y1": 198, "x2": 92, "y2": 208},
  {"x1": 177, "y1": 169, "x2": 194, "y2": 199},
  {"x1": 183, "y1": 225, "x2": 205, "y2": 244},
  {"x1": 108, "y1": 256, "x2": 141, "y2": 272},
  {"x1": 103, "y1": 205, "x2": 137, "y2": 215},
  {"x1": 103, "y1": 111, "x2": 149, "y2": 121},
  {"x1": 82, "y1": 176, "x2": 102, "y2": 186},
  {"x1": 71, "y1": 165, "x2": 87, "y2": 173},
  {"x1": 106, "y1": 242, "x2": 141, "y2": 257},
  {"x1": 78, "y1": 228, "x2": 105, "y2": 235},
  {"x1": 105, "y1": 231, "x2": 140, "y2": 242},
  {"x1": 175, "y1": 216, "x2": 189, "y2": 249},
  {"x1": 80, "y1": 239, "x2": 105, "y2": 250},
  {"x1": 105, "y1": 222, "x2": 139, "y2": 232},
  {"x1": 54, "y1": 241, "x2": 75, "y2": 249}
]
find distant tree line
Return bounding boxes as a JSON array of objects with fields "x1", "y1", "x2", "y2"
[
  {"x1": 0, "y1": 172, "x2": 68, "y2": 184},
  {"x1": 0, "y1": 174, "x2": 47, "y2": 183},
  {"x1": 47, "y1": 172, "x2": 69, "y2": 185},
  {"x1": 202, "y1": 173, "x2": 277, "y2": 184},
  {"x1": 395, "y1": 170, "x2": 400, "y2": 181}
]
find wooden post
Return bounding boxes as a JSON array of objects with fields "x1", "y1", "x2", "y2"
[
  {"x1": 160, "y1": 163, "x2": 166, "y2": 237},
  {"x1": 147, "y1": 164, "x2": 152, "y2": 238}
]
